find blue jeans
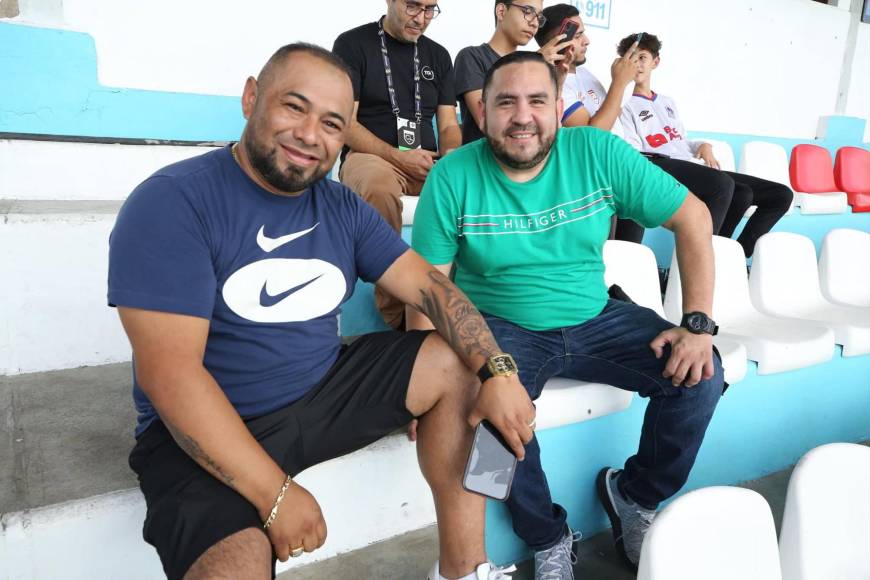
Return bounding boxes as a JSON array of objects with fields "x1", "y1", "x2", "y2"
[{"x1": 484, "y1": 299, "x2": 724, "y2": 551}]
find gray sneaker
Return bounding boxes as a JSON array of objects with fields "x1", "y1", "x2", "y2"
[
  {"x1": 595, "y1": 467, "x2": 656, "y2": 570},
  {"x1": 533, "y1": 526, "x2": 581, "y2": 580}
]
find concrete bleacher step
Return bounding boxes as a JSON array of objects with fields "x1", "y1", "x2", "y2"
[
  {"x1": 0, "y1": 363, "x2": 438, "y2": 579},
  {"x1": 0, "y1": 200, "x2": 131, "y2": 375},
  {"x1": 0, "y1": 139, "x2": 220, "y2": 201}
]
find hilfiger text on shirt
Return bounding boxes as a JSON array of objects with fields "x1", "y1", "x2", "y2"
[{"x1": 457, "y1": 188, "x2": 614, "y2": 236}]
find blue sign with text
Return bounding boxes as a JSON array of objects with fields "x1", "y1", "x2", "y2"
[{"x1": 570, "y1": 0, "x2": 612, "y2": 29}]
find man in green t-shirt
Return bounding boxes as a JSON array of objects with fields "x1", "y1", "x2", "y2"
[{"x1": 410, "y1": 52, "x2": 724, "y2": 579}]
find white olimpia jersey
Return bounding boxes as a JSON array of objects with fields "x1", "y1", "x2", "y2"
[
  {"x1": 561, "y1": 68, "x2": 624, "y2": 137},
  {"x1": 619, "y1": 92, "x2": 706, "y2": 161}
]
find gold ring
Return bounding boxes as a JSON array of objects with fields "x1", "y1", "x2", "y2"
[
  {"x1": 290, "y1": 546, "x2": 304, "y2": 558},
  {"x1": 527, "y1": 418, "x2": 537, "y2": 428}
]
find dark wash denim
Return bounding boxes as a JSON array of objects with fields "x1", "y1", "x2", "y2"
[{"x1": 484, "y1": 299, "x2": 724, "y2": 551}]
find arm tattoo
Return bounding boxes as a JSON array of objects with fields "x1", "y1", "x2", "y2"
[
  {"x1": 164, "y1": 420, "x2": 237, "y2": 491},
  {"x1": 412, "y1": 269, "x2": 500, "y2": 365}
]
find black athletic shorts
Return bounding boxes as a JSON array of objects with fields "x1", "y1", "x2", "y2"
[{"x1": 129, "y1": 330, "x2": 432, "y2": 580}]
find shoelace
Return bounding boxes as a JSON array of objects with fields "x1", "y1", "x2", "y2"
[
  {"x1": 488, "y1": 563, "x2": 517, "y2": 579},
  {"x1": 535, "y1": 531, "x2": 583, "y2": 580}
]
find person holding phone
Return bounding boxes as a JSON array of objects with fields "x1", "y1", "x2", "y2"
[
  {"x1": 454, "y1": 0, "x2": 573, "y2": 144},
  {"x1": 410, "y1": 52, "x2": 724, "y2": 579},
  {"x1": 534, "y1": 3, "x2": 638, "y2": 133},
  {"x1": 616, "y1": 32, "x2": 793, "y2": 256}
]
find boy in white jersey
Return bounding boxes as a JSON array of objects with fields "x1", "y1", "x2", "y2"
[
  {"x1": 535, "y1": 6, "x2": 735, "y2": 243},
  {"x1": 617, "y1": 32, "x2": 792, "y2": 256}
]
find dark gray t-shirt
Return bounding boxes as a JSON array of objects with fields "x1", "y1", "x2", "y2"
[{"x1": 454, "y1": 43, "x2": 501, "y2": 144}]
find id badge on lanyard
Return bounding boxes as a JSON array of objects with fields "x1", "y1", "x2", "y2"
[{"x1": 379, "y1": 19, "x2": 423, "y2": 151}]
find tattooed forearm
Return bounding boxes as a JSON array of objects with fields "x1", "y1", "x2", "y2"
[
  {"x1": 165, "y1": 420, "x2": 237, "y2": 491},
  {"x1": 413, "y1": 269, "x2": 501, "y2": 365}
]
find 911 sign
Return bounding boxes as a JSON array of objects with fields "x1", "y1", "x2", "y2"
[{"x1": 570, "y1": 0, "x2": 612, "y2": 29}]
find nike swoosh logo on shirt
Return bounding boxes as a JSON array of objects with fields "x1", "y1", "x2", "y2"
[
  {"x1": 259, "y1": 274, "x2": 324, "y2": 308},
  {"x1": 256, "y1": 223, "x2": 319, "y2": 253}
]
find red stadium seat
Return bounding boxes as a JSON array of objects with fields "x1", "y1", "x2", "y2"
[
  {"x1": 834, "y1": 147, "x2": 870, "y2": 212},
  {"x1": 789, "y1": 144, "x2": 837, "y2": 192}
]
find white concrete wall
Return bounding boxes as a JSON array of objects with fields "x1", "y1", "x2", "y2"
[
  {"x1": 8, "y1": 0, "x2": 866, "y2": 142},
  {"x1": 846, "y1": 22, "x2": 870, "y2": 140}
]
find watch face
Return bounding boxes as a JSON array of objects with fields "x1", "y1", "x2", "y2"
[
  {"x1": 491, "y1": 355, "x2": 517, "y2": 375},
  {"x1": 688, "y1": 314, "x2": 704, "y2": 331}
]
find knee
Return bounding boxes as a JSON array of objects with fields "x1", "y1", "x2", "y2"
[
  {"x1": 695, "y1": 354, "x2": 725, "y2": 409},
  {"x1": 731, "y1": 183, "x2": 753, "y2": 210},
  {"x1": 185, "y1": 528, "x2": 271, "y2": 580},
  {"x1": 710, "y1": 172, "x2": 736, "y2": 198},
  {"x1": 771, "y1": 185, "x2": 794, "y2": 212},
  {"x1": 409, "y1": 334, "x2": 478, "y2": 415}
]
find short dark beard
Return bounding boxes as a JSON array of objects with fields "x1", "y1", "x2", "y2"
[
  {"x1": 487, "y1": 124, "x2": 555, "y2": 171},
  {"x1": 242, "y1": 129, "x2": 326, "y2": 194}
]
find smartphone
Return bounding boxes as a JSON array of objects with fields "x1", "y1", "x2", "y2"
[
  {"x1": 462, "y1": 421, "x2": 518, "y2": 501},
  {"x1": 557, "y1": 18, "x2": 579, "y2": 55}
]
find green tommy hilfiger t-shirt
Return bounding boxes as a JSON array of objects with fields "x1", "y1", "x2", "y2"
[{"x1": 412, "y1": 127, "x2": 687, "y2": 330}]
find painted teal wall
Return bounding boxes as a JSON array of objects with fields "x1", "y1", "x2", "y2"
[{"x1": 0, "y1": 23, "x2": 244, "y2": 141}]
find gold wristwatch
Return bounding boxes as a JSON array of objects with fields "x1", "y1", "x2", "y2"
[{"x1": 477, "y1": 353, "x2": 518, "y2": 383}]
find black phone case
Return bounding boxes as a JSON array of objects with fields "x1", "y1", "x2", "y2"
[{"x1": 462, "y1": 421, "x2": 518, "y2": 502}]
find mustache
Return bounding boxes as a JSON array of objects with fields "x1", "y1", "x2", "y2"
[{"x1": 503, "y1": 123, "x2": 539, "y2": 136}]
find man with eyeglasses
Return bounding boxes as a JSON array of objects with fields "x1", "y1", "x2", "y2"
[
  {"x1": 333, "y1": 0, "x2": 461, "y2": 330},
  {"x1": 454, "y1": 1, "x2": 572, "y2": 144}
]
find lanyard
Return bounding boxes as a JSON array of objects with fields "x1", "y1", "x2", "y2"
[{"x1": 378, "y1": 18, "x2": 422, "y2": 124}]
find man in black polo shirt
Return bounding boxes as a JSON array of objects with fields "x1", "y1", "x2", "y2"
[{"x1": 333, "y1": 0, "x2": 461, "y2": 330}]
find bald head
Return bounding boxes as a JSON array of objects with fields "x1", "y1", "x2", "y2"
[{"x1": 257, "y1": 43, "x2": 353, "y2": 92}]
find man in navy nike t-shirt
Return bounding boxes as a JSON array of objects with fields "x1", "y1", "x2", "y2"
[{"x1": 108, "y1": 43, "x2": 533, "y2": 580}]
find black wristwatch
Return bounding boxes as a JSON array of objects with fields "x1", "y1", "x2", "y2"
[
  {"x1": 477, "y1": 353, "x2": 518, "y2": 383},
  {"x1": 680, "y1": 311, "x2": 718, "y2": 335}
]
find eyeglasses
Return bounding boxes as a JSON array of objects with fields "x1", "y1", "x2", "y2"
[
  {"x1": 402, "y1": 0, "x2": 441, "y2": 19},
  {"x1": 506, "y1": 3, "x2": 546, "y2": 27}
]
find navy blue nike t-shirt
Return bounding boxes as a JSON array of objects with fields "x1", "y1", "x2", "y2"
[{"x1": 108, "y1": 146, "x2": 409, "y2": 436}]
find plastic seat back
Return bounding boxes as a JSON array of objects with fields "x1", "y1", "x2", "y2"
[
  {"x1": 789, "y1": 144, "x2": 838, "y2": 192},
  {"x1": 664, "y1": 235, "x2": 754, "y2": 324},
  {"x1": 638, "y1": 486, "x2": 782, "y2": 580},
  {"x1": 779, "y1": 443, "x2": 870, "y2": 580},
  {"x1": 819, "y1": 228, "x2": 870, "y2": 307},
  {"x1": 833, "y1": 146, "x2": 870, "y2": 194},
  {"x1": 704, "y1": 139, "x2": 736, "y2": 173},
  {"x1": 749, "y1": 233, "x2": 822, "y2": 316},
  {"x1": 739, "y1": 141, "x2": 791, "y2": 187},
  {"x1": 603, "y1": 240, "x2": 664, "y2": 317}
]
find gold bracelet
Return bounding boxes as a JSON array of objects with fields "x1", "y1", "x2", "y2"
[{"x1": 263, "y1": 474, "x2": 293, "y2": 530}]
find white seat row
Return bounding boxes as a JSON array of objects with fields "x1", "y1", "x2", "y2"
[
  {"x1": 638, "y1": 443, "x2": 870, "y2": 580},
  {"x1": 664, "y1": 236, "x2": 836, "y2": 375},
  {"x1": 750, "y1": 232, "x2": 870, "y2": 357}
]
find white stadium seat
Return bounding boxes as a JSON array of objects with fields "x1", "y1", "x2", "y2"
[
  {"x1": 401, "y1": 194, "x2": 419, "y2": 226},
  {"x1": 638, "y1": 487, "x2": 782, "y2": 580},
  {"x1": 819, "y1": 228, "x2": 870, "y2": 308},
  {"x1": 779, "y1": 443, "x2": 870, "y2": 580},
  {"x1": 664, "y1": 236, "x2": 835, "y2": 375},
  {"x1": 738, "y1": 141, "x2": 797, "y2": 215},
  {"x1": 750, "y1": 233, "x2": 870, "y2": 357},
  {"x1": 704, "y1": 139, "x2": 737, "y2": 173},
  {"x1": 603, "y1": 241, "x2": 747, "y2": 384}
]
